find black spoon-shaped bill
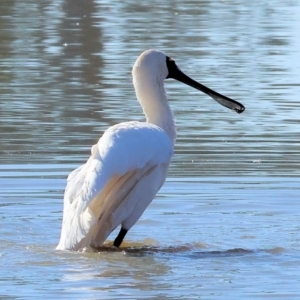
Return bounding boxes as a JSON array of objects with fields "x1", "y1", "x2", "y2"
[{"x1": 166, "y1": 57, "x2": 245, "y2": 114}]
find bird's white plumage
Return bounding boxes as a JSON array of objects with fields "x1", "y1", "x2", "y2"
[
  {"x1": 57, "y1": 122, "x2": 173, "y2": 250},
  {"x1": 56, "y1": 50, "x2": 176, "y2": 251}
]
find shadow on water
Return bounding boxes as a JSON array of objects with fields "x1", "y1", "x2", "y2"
[{"x1": 90, "y1": 241, "x2": 286, "y2": 258}]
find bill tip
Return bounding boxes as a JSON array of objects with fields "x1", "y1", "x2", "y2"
[{"x1": 234, "y1": 106, "x2": 245, "y2": 114}]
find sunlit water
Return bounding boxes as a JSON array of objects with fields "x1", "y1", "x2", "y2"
[{"x1": 0, "y1": 0, "x2": 300, "y2": 299}]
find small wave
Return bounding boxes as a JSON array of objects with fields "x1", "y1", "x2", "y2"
[
  {"x1": 189, "y1": 248, "x2": 253, "y2": 259},
  {"x1": 90, "y1": 240, "x2": 207, "y2": 254},
  {"x1": 89, "y1": 241, "x2": 287, "y2": 258}
]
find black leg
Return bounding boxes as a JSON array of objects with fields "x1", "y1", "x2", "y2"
[{"x1": 113, "y1": 227, "x2": 128, "y2": 248}]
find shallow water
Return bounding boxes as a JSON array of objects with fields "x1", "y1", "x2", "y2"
[
  {"x1": 1, "y1": 0, "x2": 300, "y2": 299},
  {"x1": 1, "y1": 168, "x2": 300, "y2": 299}
]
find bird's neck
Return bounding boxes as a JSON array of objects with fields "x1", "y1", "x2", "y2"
[{"x1": 133, "y1": 77, "x2": 177, "y2": 145}]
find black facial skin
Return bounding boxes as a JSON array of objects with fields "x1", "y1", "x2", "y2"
[{"x1": 166, "y1": 56, "x2": 245, "y2": 114}]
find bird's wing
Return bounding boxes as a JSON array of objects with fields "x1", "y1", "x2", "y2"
[
  {"x1": 79, "y1": 161, "x2": 168, "y2": 249},
  {"x1": 56, "y1": 122, "x2": 173, "y2": 250}
]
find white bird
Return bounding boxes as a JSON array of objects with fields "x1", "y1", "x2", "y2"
[{"x1": 56, "y1": 49, "x2": 245, "y2": 251}]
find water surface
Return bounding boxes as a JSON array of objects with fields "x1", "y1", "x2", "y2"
[{"x1": 0, "y1": 0, "x2": 300, "y2": 298}]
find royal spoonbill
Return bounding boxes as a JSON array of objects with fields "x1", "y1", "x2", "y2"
[{"x1": 56, "y1": 49, "x2": 245, "y2": 251}]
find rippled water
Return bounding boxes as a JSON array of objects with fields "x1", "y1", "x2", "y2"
[{"x1": 0, "y1": 0, "x2": 300, "y2": 298}]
